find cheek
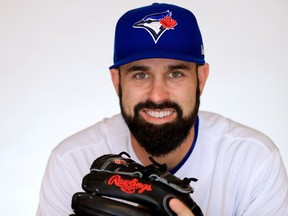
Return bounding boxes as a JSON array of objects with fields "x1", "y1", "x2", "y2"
[
  {"x1": 121, "y1": 86, "x2": 142, "y2": 116},
  {"x1": 175, "y1": 86, "x2": 198, "y2": 116}
]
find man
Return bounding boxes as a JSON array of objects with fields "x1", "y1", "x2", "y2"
[{"x1": 36, "y1": 3, "x2": 288, "y2": 216}]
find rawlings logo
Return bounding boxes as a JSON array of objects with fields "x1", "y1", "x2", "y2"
[
  {"x1": 113, "y1": 159, "x2": 126, "y2": 165},
  {"x1": 108, "y1": 175, "x2": 152, "y2": 194},
  {"x1": 133, "y1": 10, "x2": 178, "y2": 44}
]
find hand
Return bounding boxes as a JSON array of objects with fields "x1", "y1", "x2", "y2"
[{"x1": 169, "y1": 198, "x2": 195, "y2": 216}]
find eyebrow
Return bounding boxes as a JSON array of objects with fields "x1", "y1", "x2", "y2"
[
  {"x1": 168, "y1": 63, "x2": 191, "y2": 70},
  {"x1": 126, "y1": 65, "x2": 150, "y2": 72}
]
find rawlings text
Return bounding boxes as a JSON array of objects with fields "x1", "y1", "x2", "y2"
[{"x1": 108, "y1": 175, "x2": 152, "y2": 194}]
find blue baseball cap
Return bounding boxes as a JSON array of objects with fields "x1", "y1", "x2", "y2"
[{"x1": 109, "y1": 3, "x2": 205, "y2": 69}]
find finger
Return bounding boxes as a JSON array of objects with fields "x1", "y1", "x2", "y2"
[{"x1": 169, "y1": 198, "x2": 195, "y2": 216}]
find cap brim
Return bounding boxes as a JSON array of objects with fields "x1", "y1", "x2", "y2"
[{"x1": 109, "y1": 50, "x2": 205, "y2": 69}]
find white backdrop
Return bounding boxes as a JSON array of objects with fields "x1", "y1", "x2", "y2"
[{"x1": 0, "y1": 0, "x2": 287, "y2": 215}]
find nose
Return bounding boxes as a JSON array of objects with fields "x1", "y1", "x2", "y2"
[{"x1": 147, "y1": 78, "x2": 169, "y2": 103}]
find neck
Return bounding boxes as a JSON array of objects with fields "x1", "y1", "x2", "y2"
[{"x1": 131, "y1": 126, "x2": 195, "y2": 171}]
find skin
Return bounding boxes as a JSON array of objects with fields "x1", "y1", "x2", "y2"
[
  {"x1": 110, "y1": 58, "x2": 209, "y2": 216},
  {"x1": 169, "y1": 198, "x2": 195, "y2": 216}
]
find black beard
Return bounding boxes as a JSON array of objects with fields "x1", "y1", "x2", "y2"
[{"x1": 119, "y1": 83, "x2": 200, "y2": 157}]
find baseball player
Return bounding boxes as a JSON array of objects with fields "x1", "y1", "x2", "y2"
[{"x1": 36, "y1": 3, "x2": 288, "y2": 216}]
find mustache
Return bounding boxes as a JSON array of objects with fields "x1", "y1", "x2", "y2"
[{"x1": 134, "y1": 100, "x2": 183, "y2": 115}]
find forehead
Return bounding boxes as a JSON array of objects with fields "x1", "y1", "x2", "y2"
[{"x1": 119, "y1": 58, "x2": 196, "y2": 71}]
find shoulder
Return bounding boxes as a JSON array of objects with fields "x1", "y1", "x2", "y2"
[
  {"x1": 191, "y1": 111, "x2": 288, "y2": 216},
  {"x1": 198, "y1": 111, "x2": 278, "y2": 154},
  {"x1": 38, "y1": 114, "x2": 130, "y2": 215},
  {"x1": 52, "y1": 114, "x2": 129, "y2": 160}
]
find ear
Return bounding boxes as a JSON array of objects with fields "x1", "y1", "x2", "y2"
[
  {"x1": 110, "y1": 68, "x2": 120, "y2": 95},
  {"x1": 197, "y1": 63, "x2": 209, "y2": 95}
]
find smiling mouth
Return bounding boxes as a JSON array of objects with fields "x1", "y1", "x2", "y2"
[{"x1": 145, "y1": 110, "x2": 174, "y2": 118}]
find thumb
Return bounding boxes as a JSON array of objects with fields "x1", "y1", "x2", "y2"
[{"x1": 169, "y1": 198, "x2": 195, "y2": 216}]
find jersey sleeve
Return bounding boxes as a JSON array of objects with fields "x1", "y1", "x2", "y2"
[
  {"x1": 241, "y1": 150, "x2": 288, "y2": 215},
  {"x1": 36, "y1": 150, "x2": 83, "y2": 216}
]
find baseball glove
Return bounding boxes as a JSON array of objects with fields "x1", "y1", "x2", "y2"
[{"x1": 70, "y1": 152, "x2": 203, "y2": 216}]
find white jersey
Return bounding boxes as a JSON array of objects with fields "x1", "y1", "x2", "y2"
[{"x1": 36, "y1": 111, "x2": 288, "y2": 216}]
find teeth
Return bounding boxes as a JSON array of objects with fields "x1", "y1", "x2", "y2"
[{"x1": 146, "y1": 110, "x2": 173, "y2": 118}]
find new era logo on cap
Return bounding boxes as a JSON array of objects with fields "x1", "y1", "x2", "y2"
[{"x1": 133, "y1": 10, "x2": 178, "y2": 44}]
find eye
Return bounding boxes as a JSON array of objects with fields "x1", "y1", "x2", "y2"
[
  {"x1": 134, "y1": 72, "x2": 150, "y2": 79},
  {"x1": 168, "y1": 71, "x2": 183, "y2": 78}
]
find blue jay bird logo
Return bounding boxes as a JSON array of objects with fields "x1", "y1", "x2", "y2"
[{"x1": 133, "y1": 10, "x2": 178, "y2": 44}]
